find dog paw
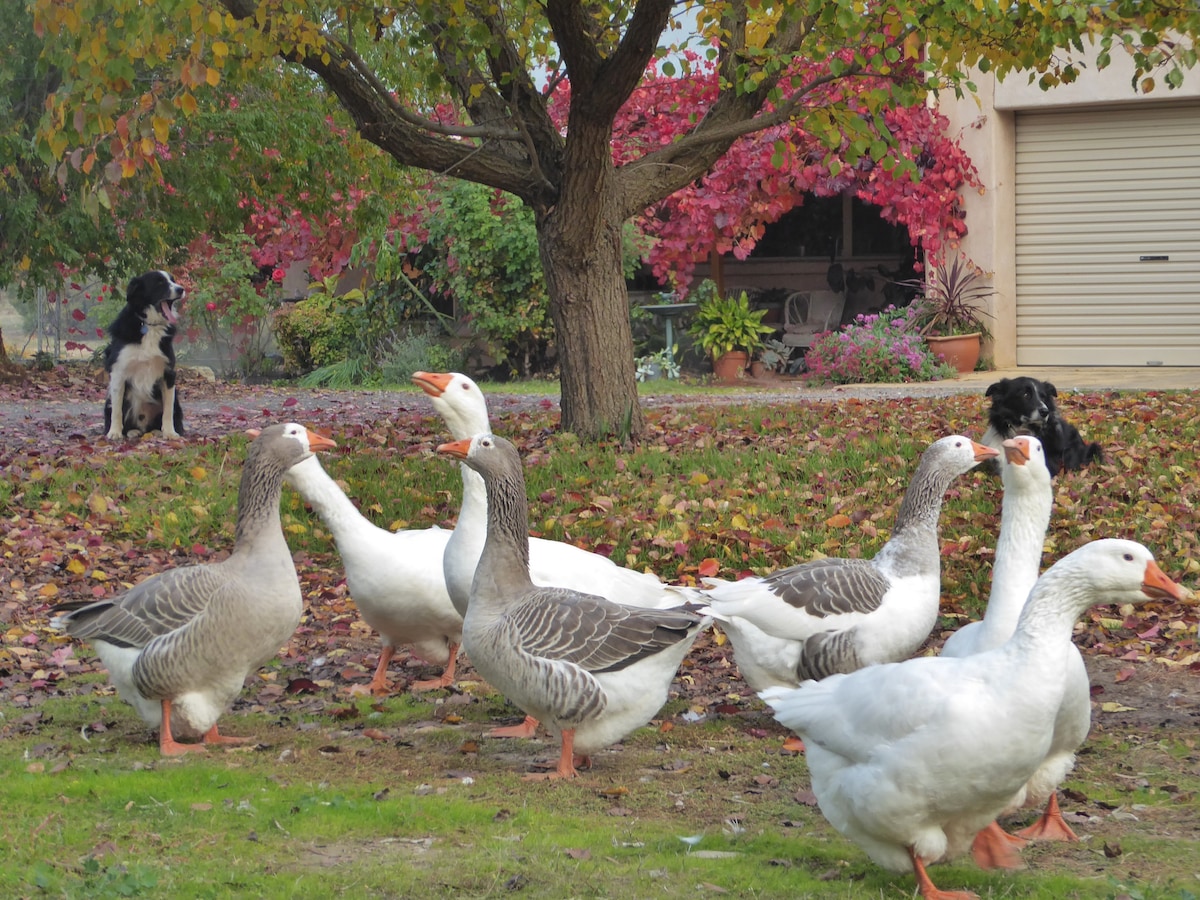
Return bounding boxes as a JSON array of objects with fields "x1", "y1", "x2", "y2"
[
  {"x1": 161, "y1": 429, "x2": 181, "y2": 440},
  {"x1": 105, "y1": 430, "x2": 124, "y2": 441}
]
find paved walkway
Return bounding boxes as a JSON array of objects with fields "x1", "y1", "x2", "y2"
[{"x1": 945, "y1": 366, "x2": 1197, "y2": 393}]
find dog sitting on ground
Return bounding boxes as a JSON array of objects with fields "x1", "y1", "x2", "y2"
[
  {"x1": 981, "y1": 376, "x2": 1103, "y2": 477},
  {"x1": 103, "y1": 270, "x2": 185, "y2": 441}
]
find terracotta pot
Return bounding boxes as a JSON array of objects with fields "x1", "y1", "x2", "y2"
[
  {"x1": 926, "y1": 332, "x2": 981, "y2": 374},
  {"x1": 712, "y1": 350, "x2": 749, "y2": 382},
  {"x1": 748, "y1": 360, "x2": 767, "y2": 379}
]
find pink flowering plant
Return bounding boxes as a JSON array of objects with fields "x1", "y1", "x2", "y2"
[{"x1": 803, "y1": 305, "x2": 955, "y2": 385}]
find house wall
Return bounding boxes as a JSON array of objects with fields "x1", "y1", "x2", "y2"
[{"x1": 939, "y1": 40, "x2": 1200, "y2": 366}]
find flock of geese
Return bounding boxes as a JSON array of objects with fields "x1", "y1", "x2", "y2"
[{"x1": 50, "y1": 372, "x2": 1193, "y2": 899}]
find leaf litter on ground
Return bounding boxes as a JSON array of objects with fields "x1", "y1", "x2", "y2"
[{"x1": 1, "y1": 367, "x2": 1198, "y2": 898}]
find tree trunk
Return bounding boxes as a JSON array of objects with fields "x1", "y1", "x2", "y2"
[
  {"x1": 538, "y1": 201, "x2": 645, "y2": 442},
  {"x1": 0, "y1": 325, "x2": 24, "y2": 381}
]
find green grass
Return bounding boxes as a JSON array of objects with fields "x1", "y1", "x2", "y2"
[{"x1": 4, "y1": 386, "x2": 1200, "y2": 898}]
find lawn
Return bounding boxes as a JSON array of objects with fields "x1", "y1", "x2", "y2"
[{"x1": 1, "y1": 368, "x2": 1197, "y2": 899}]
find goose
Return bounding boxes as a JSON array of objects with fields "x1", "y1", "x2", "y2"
[
  {"x1": 942, "y1": 436, "x2": 1053, "y2": 659},
  {"x1": 413, "y1": 370, "x2": 698, "y2": 615},
  {"x1": 761, "y1": 539, "x2": 1191, "y2": 900},
  {"x1": 283, "y1": 453, "x2": 461, "y2": 694},
  {"x1": 437, "y1": 432, "x2": 708, "y2": 780},
  {"x1": 413, "y1": 370, "x2": 700, "y2": 737},
  {"x1": 703, "y1": 435, "x2": 998, "y2": 684},
  {"x1": 51, "y1": 423, "x2": 337, "y2": 756},
  {"x1": 940, "y1": 435, "x2": 1082, "y2": 857}
]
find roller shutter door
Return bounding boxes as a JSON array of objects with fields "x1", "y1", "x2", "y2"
[{"x1": 1014, "y1": 103, "x2": 1200, "y2": 366}]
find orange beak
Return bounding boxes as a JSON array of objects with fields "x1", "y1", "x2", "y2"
[
  {"x1": 438, "y1": 437, "x2": 472, "y2": 460},
  {"x1": 412, "y1": 371, "x2": 453, "y2": 398},
  {"x1": 1003, "y1": 437, "x2": 1030, "y2": 466},
  {"x1": 972, "y1": 440, "x2": 1001, "y2": 462},
  {"x1": 1141, "y1": 559, "x2": 1194, "y2": 602},
  {"x1": 244, "y1": 426, "x2": 336, "y2": 451},
  {"x1": 305, "y1": 429, "x2": 337, "y2": 452}
]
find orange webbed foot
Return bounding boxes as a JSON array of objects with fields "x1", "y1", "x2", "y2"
[
  {"x1": 910, "y1": 847, "x2": 980, "y2": 899},
  {"x1": 1015, "y1": 793, "x2": 1080, "y2": 842},
  {"x1": 971, "y1": 821, "x2": 1025, "y2": 870},
  {"x1": 487, "y1": 715, "x2": 540, "y2": 739}
]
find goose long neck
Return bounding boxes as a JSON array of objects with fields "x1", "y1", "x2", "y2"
[
  {"x1": 284, "y1": 456, "x2": 370, "y2": 543},
  {"x1": 983, "y1": 483, "x2": 1051, "y2": 635},
  {"x1": 478, "y1": 463, "x2": 534, "y2": 598},
  {"x1": 1010, "y1": 571, "x2": 1089, "y2": 656},
  {"x1": 233, "y1": 449, "x2": 289, "y2": 556},
  {"x1": 890, "y1": 455, "x2": 955, "y2": 539}
]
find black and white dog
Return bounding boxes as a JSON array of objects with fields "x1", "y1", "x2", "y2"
[
  {"x1": 981, "y1": 376, "x2": 1102, "y2": 477},
  {"x1": 103, "y1": 270, "x2": 185, "y2": 441}
]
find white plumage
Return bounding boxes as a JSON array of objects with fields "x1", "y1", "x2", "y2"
[
  {"x1": 284, "y1": 454, "x2": 461, "y2": 693},
  {"x1": 762, "y1": 539, "x2": 1190, "y2": 899},
  {"x1": 413, "y1": 370, "x2": 700, "y2": 616}
]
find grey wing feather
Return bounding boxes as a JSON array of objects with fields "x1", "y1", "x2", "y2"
[
  {"x1": 796, "y1": 628, "x2": 865, "y2": 681},
  {"x1": 510, "y1": 588, "x2": 702, "y2": 674},
  {"x1": 762, "y1": 558, "x2": 890, "y2": 617},
  {"x1": 54, "y1": 565, "x2": 229, "y2": 649}
]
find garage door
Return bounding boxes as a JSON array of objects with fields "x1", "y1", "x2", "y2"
[{"x1": 1014, "y1": 103, "x2": 1200, "y2": 366}]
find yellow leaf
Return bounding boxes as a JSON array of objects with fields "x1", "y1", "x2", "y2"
[
  {"x1": 285, "y1": 524, "x2": 307, "y2": 535},
  {"x1": 731, "y1": 513, "x2": 749, "y2": 530},
  {"x1": 67, "y1": 559, "x2": 86, "y2": 575},
  {"x1": 165, "y1": 511, "x2": 179, "y2": 525},
  {"x1": 689, "y1": 472, "x2": 709, "y2": 486},
  {"x1": 189, "y1": 505, "x2": 208, "y2": 519},
  {"x1": 40, "y1": 583, "x2": 59, "y2": 598},
  {"x1": 179, "y1": 92, "x2": 198, "y2": 115},
  {"x1": 826, "y1": 513, "x2": 853, "y2": 528},
  {"x1": 1101, "y1": 702, "x2": 1135, "y2": 713},
  {"x1": 91, "y1": 570, "x2": 109, "y2": 582},
  {"x1": 212, "y1": 40, "x2": 229, "y2": 58},
  {"x1": 87, "y1": 493, "x2": 108, "y2": 515},
  {"x1": 206, "y1": 66, "x2": 220, "y2": 87},
  {"x1": 189, "y1": 466, "x2": 207, "y2": 481}
]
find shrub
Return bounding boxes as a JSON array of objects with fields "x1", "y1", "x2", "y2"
[
  {"x1": 274, "y1": 276, "x2": 363, "y2": 373},
  {"x1": 803, "y1": 305, "x2": 955, "y2": 385},
  {"x1": 378, "y1": 325, "x2": 466, "y2": 384}
]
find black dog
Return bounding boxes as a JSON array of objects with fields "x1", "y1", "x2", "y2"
[
  {"x1": 103, "y1": 270, "x2": 185, "y2": 441},
  {"x1": 981, "y1": 376, "x2": 1102, "y2": 477}
]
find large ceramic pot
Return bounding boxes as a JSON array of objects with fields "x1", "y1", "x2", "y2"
[
  {"x1": 712, "y1": 350, "x2": 749, "y2": 382},
  {"x1": 926, "y1": 332, "x2": 981, "y2": 374}
]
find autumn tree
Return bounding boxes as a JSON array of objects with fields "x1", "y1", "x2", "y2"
[{"x1": 33, "y1": 0, "x2": 1200, "y2": 439}]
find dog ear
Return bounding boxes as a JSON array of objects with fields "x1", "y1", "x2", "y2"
[
  {"x1": 126, "y1": 274, "x2": 145, "y2": 303},
  {"x1": 985, "y1": 379, "x2": 1003, "y2": 398},
  {"x1": 1042, "y1": 381, "x2": 1058, "y2": 398}
]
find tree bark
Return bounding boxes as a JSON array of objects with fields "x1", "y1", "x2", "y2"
[{"x1": 538, "y1": 200, "x2": 644, "y2": 441}]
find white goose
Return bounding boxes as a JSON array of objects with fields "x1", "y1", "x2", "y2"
[
  {"x1": 414, "y1": 370, "x2": 700, "y2": 737},
  {"x1": 413, "y1": 370, "x2": 697, "y2": 614},
  {"x1": 941, "y1": 435, "x2": 1083, "y2": 858},
  {"x1": 943, "y1": 436, "x2": 1053, "y2": 659},
  {"x1": 283, "y1": 455, "x2": 461, "y2": 695},
  {"x1": 703, "y1": 435, "x2": 998, "y2": 685},
  {"x1": 51, "y1": 424, "x2": 336, "y2": 755},
  {"x1": 438, "y1": 433, "x2": 708, "y2": 780},
  {"x1": 762, "y1": 539, "x2": 1191, "y2": 900}
]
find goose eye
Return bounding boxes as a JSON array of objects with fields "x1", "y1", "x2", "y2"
[{"x1": 1122, "y1": 553, "x2": 1134, "y2": 561}]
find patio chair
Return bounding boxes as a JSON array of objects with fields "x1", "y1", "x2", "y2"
[{"x1": 779, "y1": 290, "x2": 845, "y2": 351}]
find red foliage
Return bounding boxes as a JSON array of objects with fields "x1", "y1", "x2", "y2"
[{"x1": 550, "y1": 50, "x2": 981, "y2": 289}]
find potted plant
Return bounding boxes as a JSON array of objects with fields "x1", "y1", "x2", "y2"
[
  {"x1": 687, "y1": 286, "x2": 775, "y2": 382},
  {"x1": 751, "y1": 338, "x2": 796, "y2": 377},
  {"x1": 904, "y1": 257, "x2": 994, "y2": 374}
]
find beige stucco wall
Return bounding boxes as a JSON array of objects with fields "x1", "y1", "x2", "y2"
[{"x1": 937, "y1": 38, "x2": 1199, "y2": 366}]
